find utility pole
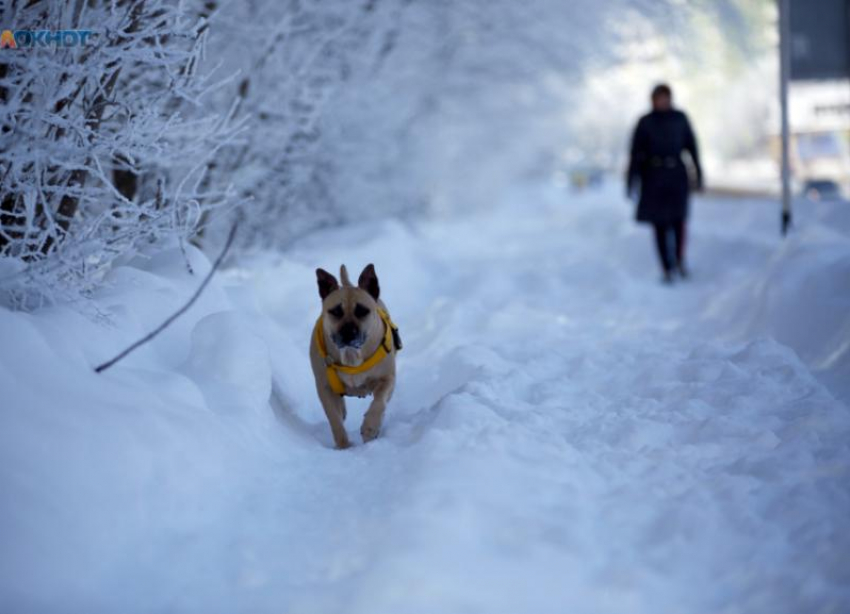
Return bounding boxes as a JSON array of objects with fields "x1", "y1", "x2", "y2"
[{"x1": 779, "y1": 0, "x2": 792, "y2": 236}]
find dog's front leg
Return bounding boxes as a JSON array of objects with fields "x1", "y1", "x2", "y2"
[
  {"x1": 361, "y1": 379, "x2": 393, "y2": 443},
  {"x1": 318, "y1": 387, "x2": 350, "y2": 449}
]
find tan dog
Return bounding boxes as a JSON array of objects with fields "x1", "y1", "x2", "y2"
[{"x1": 310, "y1": 264, "x2": 401, "y2": 449}]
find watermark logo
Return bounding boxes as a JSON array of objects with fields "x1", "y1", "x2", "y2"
[{"x1": 1, "y1": 29, "x2": 93, "y2": 49}]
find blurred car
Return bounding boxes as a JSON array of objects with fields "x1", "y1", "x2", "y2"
[
  {"x1": 793, "y1": 130, "x2": 850, "y2": 200},
  {"x1": 802, "y1": 178, "x2": 844, "y2": 201}
]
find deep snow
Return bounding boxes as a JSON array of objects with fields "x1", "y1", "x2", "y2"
[{"x1": 2, "y1": 182, "x2": 849, "y2": 614}]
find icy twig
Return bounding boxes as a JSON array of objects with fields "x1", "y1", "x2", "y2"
[{"x1": 94, "y1": 222, "x2": 238, "y2": 374}]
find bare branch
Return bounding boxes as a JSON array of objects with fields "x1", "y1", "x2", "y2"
[{"x1": 94, "y1": 222, "x2": 237, "y2": 374}]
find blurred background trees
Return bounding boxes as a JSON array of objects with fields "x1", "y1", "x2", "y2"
[{"x1": 0, "y1": 0, "x2": 800, "y2": 307}]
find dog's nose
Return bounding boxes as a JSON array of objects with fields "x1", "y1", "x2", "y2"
[{"x1": 339, "y1": 322, "x2": 360, "y2": 344}]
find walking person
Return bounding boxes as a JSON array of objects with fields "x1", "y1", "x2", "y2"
[{"x1": 627, "y1": 84, "x2": 703, "y2": 283}]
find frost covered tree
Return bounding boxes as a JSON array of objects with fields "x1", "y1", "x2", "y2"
[
  {"x1": 197, "y1": 0, "x2": 404, "y2": 250},
  {"x1": 0, "y1": 0, "x2": 240, "y2": 307},
  {"x1": 0, "y1": 0, "x2": 772, "y2": 308},
  {"x1": 201, "y1": 0, "x2": 772, "y2": 248}
]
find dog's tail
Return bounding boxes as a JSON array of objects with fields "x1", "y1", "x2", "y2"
[{"x1": 340, "y1": 264, "x2": 353, "y2": 287}]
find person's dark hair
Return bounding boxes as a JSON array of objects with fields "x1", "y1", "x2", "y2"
[{"x1": 651, "y1": 83, "x2": 672, "y2": 101}]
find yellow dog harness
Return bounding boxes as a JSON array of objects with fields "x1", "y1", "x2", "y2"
[{"x1": 314, "y1": 308, "x2": 400, "y2": 396}]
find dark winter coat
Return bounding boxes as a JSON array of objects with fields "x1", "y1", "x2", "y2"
[{"x1": 627, "y1": 109, "x2": 702, "y2": 224}]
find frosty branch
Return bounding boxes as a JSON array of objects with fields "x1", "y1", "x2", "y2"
[{"x1": 93, "y1": 221, "x2": 238, "y2": 374}]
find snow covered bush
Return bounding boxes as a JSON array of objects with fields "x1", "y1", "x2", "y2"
[
  {"x1": 0, "y1": 0, "x2": 240, "y2": 308},
  {"x1": 197, "y1": 0, "x2": 404, "y2": 250}
]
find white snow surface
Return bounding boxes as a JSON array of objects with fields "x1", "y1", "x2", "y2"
[{"x1": 2, "y1": 183, "x2": 849, "y2": 613}]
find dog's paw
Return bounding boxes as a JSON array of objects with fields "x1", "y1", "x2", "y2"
[
  {"x1": 333, "y1": 429, "x2": 351, "y2": 449},
  {"x1": 360, "y1": 422, "x2": 380, "y2": 443}
]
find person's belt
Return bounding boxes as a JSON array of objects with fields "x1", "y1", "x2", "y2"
[{"x1": 649, "y1": 156, "x2": 679, "y2": 168}]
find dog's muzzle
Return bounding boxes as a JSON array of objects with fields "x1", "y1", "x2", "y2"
[{"x1": 332, "y1": 322, "x2": 365, "y2": 349}]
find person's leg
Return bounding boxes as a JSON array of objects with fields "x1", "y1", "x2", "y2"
[
  {"x1": 653, "y1": 222, "x2": 674, "y2": 279},
  {"x1": 674, "y1": 218, "x2": 688, "y2": 276}
]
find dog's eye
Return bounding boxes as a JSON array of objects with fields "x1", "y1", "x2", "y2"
[
  {"x1": 354, "y1": 304, "x2": 371, "y2": 319},
  {"x1": 328, "y1": 305, "x2": 344, "y2": 318}
]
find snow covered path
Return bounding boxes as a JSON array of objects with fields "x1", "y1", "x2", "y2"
[{"x1": 2, "y1": 183, "x2": 850, "y2": 613}]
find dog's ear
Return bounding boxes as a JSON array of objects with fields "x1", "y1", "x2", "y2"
[
  {"x1": 316, "y1": 268, "x2": 339, "y2": 300},
  {"x1": 358, "y1": 263, "x2": 380, "y2": 300}
]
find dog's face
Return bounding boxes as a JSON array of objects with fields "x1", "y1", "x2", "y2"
[{"x1": 316, "y1": 264, "x2": 383, "y2": 365}]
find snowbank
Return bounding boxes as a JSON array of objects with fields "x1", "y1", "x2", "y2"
[
  {"x1": 701, "y1": 196, "x2": 850, "y2": 402},
  {"x1": 1, "y1": 184, "x2": 849, "y2": 613}
]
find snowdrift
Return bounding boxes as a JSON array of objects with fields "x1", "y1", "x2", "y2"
[
  {"x1": 1, "y1": 184, "x2": 849, "y2": 613},
  {"x1": 702, "y1": 196, "x2": 850, "y2": 402}
]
